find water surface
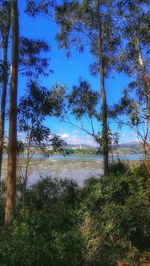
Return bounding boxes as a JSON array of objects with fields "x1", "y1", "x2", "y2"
[{"x1": 2, "y1": 153, "x2": 142, "y2": 186}]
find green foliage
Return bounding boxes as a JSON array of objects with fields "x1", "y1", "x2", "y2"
[
  {"x1": 18, "y1": 80, "x2": 66, "y2": 156},
  {"x1": 130, "y1": 162, "x2": 150, "y2": 180},
  {"x1": 75, "y1": 148, "x2": 98, "y2": 155},
  {"x1": 26, "y1": 0, "x2": 54, "y2": 17},
  {"x1": 61, "y1": 148, "x2": 98, "y2": 155},
  {"x1": 68, "y1": 80, "x2": 99, "y2": 119},
  {"x1": 0, "y1": 0, "x2": 11, "y2": 45},
  {"x1": 0, "y1": 163, "x2": 150, "y2": 265},
  {"x1": 96, "y1": 128, "x2": 119, "y2": 155},
  {"x1": 0, "y1": 181, "x2": 6, "y2": 226},
  {"x1": 55, "y1": 0, "x2": 120, "y2": 73},
  {"x1": 55, "y1": 0, "x2": 121, "y2": 174},
  {"x1": 19, "y1": 37, "x2": 50, "y2": 78},
  {"x1": 110, "y1": 0, "x2": 150, "y2": 163},
  {"x1": 0, "y1": 178, "x2": 83, "y2": 266},
  {"x1": 80, "y1": 171, "x2": 150, "y2": 265},
  {"x1": 109, "y1": 160, "x2": 128, "y2": 176}
]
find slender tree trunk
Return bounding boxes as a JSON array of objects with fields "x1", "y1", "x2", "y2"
[
  {"x1": 24, "y1": 141, "x2": 30, "y2": 192},
  {"x1": 137, "y1": 38, "x2": 150, "y2": 122},
  {"x1": 144, "y1": 77, "x2": 150, "y2": 123},
  {"x1": 0, "y1": 35, "x2": 10, "y2": 180},
  {"x1": 5, "y1": 0, "x2": 19, "y2": 225},
  {"x1": 147, "y1": 88, "x2": 150, "y2": 122},
  {"x1": 137, "y1": 38, "x2": 150, "y2": 175},
  {"x1": 97, "y1": 3, "x2": 109, "y2": 176}
]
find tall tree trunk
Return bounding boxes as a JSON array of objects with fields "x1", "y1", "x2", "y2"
[
  {"x1": 5, "y1": 0, "x2": 19, "y2": 225},
  {"x1": 24, "y1": 139, "x2": 31, "y2": 192},
  {"x1": 137, "y1": 38, "x2": 150, "y2": 122},
  {"x1": 144, "y1": 77, "x2": 150, "y2": 123},
  {"x1": 147, "y1": 87, "x2": 150, "y2": 122},
  {"x1": 97, "y1": 2, "x2": 109, "y2": 176},
  {"x1": 0, "y1": 34, "x2": 10, "y2": 181},
  {"x1": 137, "y1": 38, "x2": 150, "y2": 175}
]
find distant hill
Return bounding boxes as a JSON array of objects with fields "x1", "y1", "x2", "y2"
[
  {"x1": 23, "y1": 141, "x2": 142, "y2": 154},
  {"x1": 66, "y1": 144, "x2": 97, "y2": 149},
  {"x1": 120, "y1": 142, "x2": 141, "y2": 149},
  {"x1": 66, "y1": 142, "x2": 142, "y2": 154},
  {"x1": 116, "y1": 142, "x2": 141, "y2": 154}
]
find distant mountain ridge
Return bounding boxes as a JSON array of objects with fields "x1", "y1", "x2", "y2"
[
  {"x1": 66, "y1": 142, "x2": 142, "y2": 154},
  {"x1": 22, "y1": 141, "x2": 142, "y2": 154},
  {"x1": 66, "y1": 144, "x2": 96, "y2": 149},
  {"x1": 66, "y1": 142, "x2": 141, "y2": 149}
]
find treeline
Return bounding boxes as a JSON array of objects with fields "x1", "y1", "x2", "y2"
[{"x1": 60, "y1": 148, "x2": 98, "y2": 155}]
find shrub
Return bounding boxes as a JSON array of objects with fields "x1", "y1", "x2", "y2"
[{"x1": 0, "y1": 167, "x2": 150, "y2": 266}]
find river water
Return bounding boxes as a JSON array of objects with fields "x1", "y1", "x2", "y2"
[{"x1": 2, "y1": 153, "x2": 143, "y2": 186}]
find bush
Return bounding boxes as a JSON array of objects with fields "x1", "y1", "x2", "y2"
[
  {"x1": 0, "y1": 178, "x2": 83, "y2": 266},
  {"x1": 79, "y1": 172, "x2": 150, "y2": 265},
  {"x1": 130, "y1": 162, "x2": 149, "y2": 180},
  {"x1": 0, "y1": 166, "x2": 150, "y2": 265},
  {"x1": 0, "y1": 181, "x2": 6, "y2": 226},
  {"x1": 109, "y1": 160, "x2": 129, "y2": 176}
]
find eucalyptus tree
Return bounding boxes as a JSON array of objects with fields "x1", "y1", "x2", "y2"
[
  {"x1": 18, "y1": 80, "x2": 66, "y2": 190},
  {"x1": 26, "y1": 0, "x2": 54, "y2": 16},
  {"x1": 55, "y1": 0, "x2": 120, "y2": 175},
  {"x1": 19, "y1": 37, "x2": 50, "y2": 78},
  {"x1": 5, "y1": 0, "x2": 19, "y2": 225},
  {"x1": 62, "y1": 80, "x2": 119, "y2": 159},
  {"x1": 3, "y1": 0, "x2": 53, "y2": 223},
  {"x1": 111, "y1": 0, "x2": 150, "y2": 173},
  {"x1": 117, "y1": 0, "x2": 150, "y2": 120},
  {"x1": 0, "y1": 4, "x2": 50, "y2": 181},
  {"x1": 0, "y1": 0, "x2": 11, "y2": 180}
]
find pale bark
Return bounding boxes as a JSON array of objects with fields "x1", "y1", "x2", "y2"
[
  {"x1": 137, "y1": 38, "x2": 150, "y2": 122},
  {"x1": 97, "y1": 2, "x2": 109, "y2": 176},
  {"x1": 136, "y1": 38, "x2": 150, "y2": 175},
  {"x1": 5, "y1": 0, "x2": 19, "y2": 225}
]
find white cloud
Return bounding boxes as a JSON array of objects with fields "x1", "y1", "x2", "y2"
[
  {"x1": 61, "y1": 133, "x2": 70, "y2": 139},
  {"x1": 120, "y1": 131, "x2": 139, "y2": 144},
  {"x1": 60, "y1": 132, "x2": 97, "y2": 146},
  {"x1": 60, "y1": 129, "x2": 140, "y2": 147}
]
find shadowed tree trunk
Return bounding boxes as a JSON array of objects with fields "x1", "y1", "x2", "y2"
[
  {"x1": 5, "y1": 0, "x2": 19, "y2": 225},
  {"x1": 97, "y1": 2, "x2": 109, "y2": 176},
  {"x1": 0, "y1": 25, "x2": 10, "y2": 180},
  {"x1": 147, "y1": 87, "x2": 150, "y2": 122}
]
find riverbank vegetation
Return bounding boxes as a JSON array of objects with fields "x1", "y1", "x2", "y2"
[{"x1": 0, "y1": 162, "x2": 150, "y2": 265}]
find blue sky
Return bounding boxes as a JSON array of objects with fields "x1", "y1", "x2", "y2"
[{"x1": 17, "y1": 1, "x2": 139, "y2": 146}]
